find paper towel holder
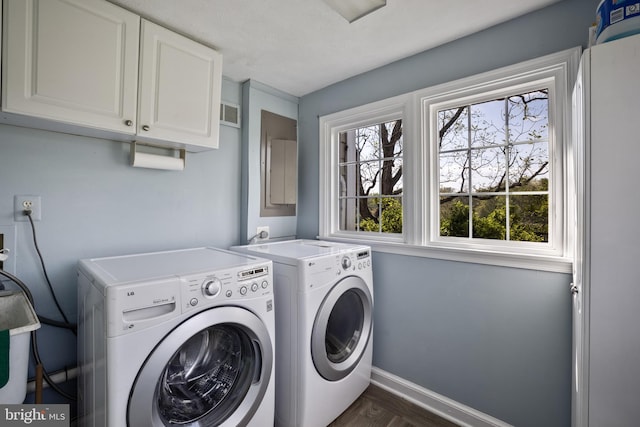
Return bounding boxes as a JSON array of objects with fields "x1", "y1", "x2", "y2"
[{"x1": 130, "y1": 142, "x2": 186, "y2": 171}]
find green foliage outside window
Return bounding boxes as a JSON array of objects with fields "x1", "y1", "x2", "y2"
[
  {"x1": 359, "y1": 197, "x2": 403, "y2": 233},
  {"x1": 440, "y1": 179, "x2": 549, "y2": 242}
]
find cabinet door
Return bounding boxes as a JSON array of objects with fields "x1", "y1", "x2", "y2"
[
  {"x1": 137, "y1": 20, "x2": 222, "y2": 151},
  {"x1": 2, "y1": 0, "x2": 139, "y2": 133}
]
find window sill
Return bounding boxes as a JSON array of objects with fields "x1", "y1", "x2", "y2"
[{"x1": 318, "y1": 236, "x2": 572, "y2": 273}]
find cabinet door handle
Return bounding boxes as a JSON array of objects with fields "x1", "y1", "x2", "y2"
[
  {"x1": 125, "y1": 120, "x2": 133, "y2": 127},
  {"x1": 142, "y1": 125, "x2": 150, "y2": 131}
]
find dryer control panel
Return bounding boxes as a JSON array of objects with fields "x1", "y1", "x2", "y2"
[
  {"x1": 304, "y1": 249, "x2": 371, "y2": 290},
  {"x1": 345, "y1": 249, "x2": 371, "y2": 271}
]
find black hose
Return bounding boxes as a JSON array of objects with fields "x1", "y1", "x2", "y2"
[
  {"x1": 39, "y1": 316, "x2": 77, "y2": 333},
  {"x1": 30, "y1": 331, "x2": 75, "y2": 401},
  {"x1": 26, "y1": 213, "x2": 74, "y2": 331},
  {"x1": 0, "y1": 269, "x2": 35, "y2": 304},
  {"x1": 0, "y1": 270, "x2": 76, "y2": 332}
]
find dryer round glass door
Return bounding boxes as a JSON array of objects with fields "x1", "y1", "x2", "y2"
[
  {"x1": 128, "y1": 306, "x2": 273, "y2": 426},
  {"x1": 311, "y1": 275, "x2": 373, "y2": 381}
]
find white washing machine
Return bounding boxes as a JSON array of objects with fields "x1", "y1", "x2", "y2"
[
  {"x1": 77, "y1": 247, "x2": 275, "y2": 427},
  {"x1": 231, "y1": 239, "x2": 373, "y2": 427}
]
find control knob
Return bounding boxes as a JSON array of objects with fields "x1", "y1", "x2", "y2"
[
  {"x1": 341, "y1": 256, "x2": 351, "y2": 270},
  {"x1": 203, "y1": 278, "x2": 222, "y2": 297}
]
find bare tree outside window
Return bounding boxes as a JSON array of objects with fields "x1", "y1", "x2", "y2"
[
  {"x1": 321, "y1": 50, "x2": 574, "y2": 262},
  {"x1": 438, "y1": 89, "x2": 550, "y2": 242},
  {"x1": 339, "y1": 120, "x2": 403, "y2": 234}
]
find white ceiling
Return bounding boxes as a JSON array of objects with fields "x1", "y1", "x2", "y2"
[{"x1": 108, "y1": 0, "x2": 562, "y2": 97}]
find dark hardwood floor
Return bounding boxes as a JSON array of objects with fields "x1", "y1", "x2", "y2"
[{"x1": 329, "y1": 385, "x2": 460, "y2": 427}]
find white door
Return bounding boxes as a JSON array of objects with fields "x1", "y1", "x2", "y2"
[
  {"x1": 311, "y1": 276, "x2": 373, "y2": 381},
  {"x1": 571, "y1": 52, "x2": 590, "y2": 427},
  {"x1": 2, "y1": 0, "x2": 139, "y2": 133},
  {"x1": 587, "y1": 34, "x2": 640, "y2": 427},
  {"x1": 137, "y1": 19, "x2": 222, "y2": 151},
  {"x1": 128, "y1": 307, "x2": 273, "y2": 426}
]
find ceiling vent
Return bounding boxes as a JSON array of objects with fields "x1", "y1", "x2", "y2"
[{"x1": 220, "y1": 102, "x2": 241, "y2": 128}]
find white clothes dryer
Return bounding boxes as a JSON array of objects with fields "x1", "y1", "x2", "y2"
[
  {"x1": 77, "y1": 247, "x2": 275, "y2": 427},
  {"x1": 231, "y1": 240, "x2": 373, "y2": 427}
]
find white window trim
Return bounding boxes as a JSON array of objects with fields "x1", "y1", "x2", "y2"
[
  {"x1": 424, "y1": 71, "x2": 562, "y2": 257},
  {"x1": 319, "y1": 94, "x2": 414, "y2": 244},
  {"x1": 319, "y1": 47, "x2": 581, "y2": 273}
]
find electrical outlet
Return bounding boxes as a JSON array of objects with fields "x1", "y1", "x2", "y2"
[
  {"x1": 14, "y1": 195, "x2": 42, "y2": 221},
  {"x1": 256, "y1": 226, "x2": 270, "y2": 240}
]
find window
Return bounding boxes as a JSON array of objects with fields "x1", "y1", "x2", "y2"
[
  {"x1": 320, "y1": 97, "x2": 409, "y2": 243},
  {"x1": 320, "y1": 48, "x2": 580, "y2": 271},
  {"x1": 338, "y1": 119, "x2": 403, "y2": 235},
  {"x1": 436, "y1": 89, "x2": 551, "y2": 244}
]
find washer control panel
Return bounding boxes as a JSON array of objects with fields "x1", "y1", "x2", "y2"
[{"x1": 180, "y1": 262, "x2": 271, "y2": 312}]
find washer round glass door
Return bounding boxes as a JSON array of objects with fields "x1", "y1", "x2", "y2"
[
  {"x1": 128, "y1": 306, "x2": 273, "y2": 426},
  {"x1": 311, "y1": 275, "x2": 373, "y2": 381}
]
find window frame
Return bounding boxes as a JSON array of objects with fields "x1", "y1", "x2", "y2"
[
  {"x1": 425, "y1": 78, "x2": 559, "y2": 256},
  {"x1": 319, "y1": 48, "x2": 580, "y2": 273},
  {"x1": 319, "y1": 95, "x2": 413, "y2": 244}
]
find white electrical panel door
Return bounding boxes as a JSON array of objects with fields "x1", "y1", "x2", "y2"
[
  {"x1": 137, "y1": 20, "x2": 222, "y2": 151},
  {"x1": 268, "y1": 139, "x2": 297, "y2": 205},
  {"x1": 2, "y1": 0, "x2": 140, "y2": 133}
]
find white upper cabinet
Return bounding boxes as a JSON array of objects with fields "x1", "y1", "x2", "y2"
[
  {"x1": 2, "y1": 0, "x2": 140, "y2": 133},
  {"x1": 137, "y1": 20, "x2": 222, "y2": 150},
  {"x1": 1, "y1": 1, "x2": 223, "y2": 151}
]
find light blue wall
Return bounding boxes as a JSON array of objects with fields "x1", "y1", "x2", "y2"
[
  {"x1": 0, "y1": 78, "x2": 244, "y2": 402},
  {"x1": 240, "y1": 80, "x2": 299, "y2": 242},
  {"x1": 298, "y1": 0, "x2": 599, "y2": 426},
  {"x1": 372, "y1": 254, "x2": 571, "y2": 426}
]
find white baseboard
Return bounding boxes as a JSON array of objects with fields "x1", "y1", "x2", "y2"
[{"x1": 371, "y1": 367, "x2": 513, "y2": 427}]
